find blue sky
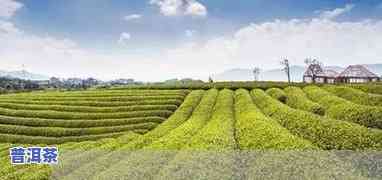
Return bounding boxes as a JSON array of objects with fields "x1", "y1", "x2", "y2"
[
  {"x1": 1, "y1": 0, "x2": 382, "y2": 81},
  {"x1": 12, "y1": 0, "x2": 382, "y2": 50}
]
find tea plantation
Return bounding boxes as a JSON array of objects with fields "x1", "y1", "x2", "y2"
[{"x1": 0, "y1": 84, "x2": 381, "y2": 179}]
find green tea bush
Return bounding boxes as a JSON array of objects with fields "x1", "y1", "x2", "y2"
[
  {"x1": 284, "y1": 86, "x2": 325, "y2": 115},
  {"x1": 121, "y1": 90, "x2": 205, "y2": 150},
  {"x1": 93, "y1": 89, "x2": 225, "y2": 180},
  {"x1": 0, "y1": 95, "x2": 185, "y2": 102},
  {"x1": 323, "y1": 85, "x2": 382, "y2": 106},
  {"x1": 183, "y1": 89, "x2": 236, "y2": 150},
  {"x1": 62, "y1": 90, "x2": 206, "y2": 179},
  {"x1": 303, "y1": 86, "x2": 382, "y2": 129},
  {"x1": 0, "y1": 108, "x2": 172, "y2": 119},
  {"x1": 347, "y1": 84, "x2": 382, "y2": 94},
  {"x1": 146, "y1": 89, "x2": 218, "y2": 150},
  {"x1": 235, "y1": 89, "x2": 316, "y2": 150},
  {"x1": 0, "y1": 103, "x2": 178, "y2": 113},
  {"x1": 0, "y1": 115, "x2": 165, "y2": 128},
  {"x1": 15, "y1": 132, "x2": 141, "y2": 180},
  {"x1": 3, "y1": 89, "x2": 188, "y2": 98},
  {"x1": 155, "y1": 89, "x2": 237, "y2": 179},
  {"x1": 266, "y1": 88, "x2": 287, "y2": 103},
  {"x1": 251, "y1": 89, "x2": 381, "y2": 150},
  {"x1": 0, "y1": 98, "x2": 183, "y2": 107},
  {"x1": 0, "y1": 122, "x2": 157, "y2": 137},
  {"x1": 0, "y1": 132, "x2": 126, "y2": 144}
]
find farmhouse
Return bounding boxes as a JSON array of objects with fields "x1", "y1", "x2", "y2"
[
  {"x1": 303, "y1": 64, "x2": 338, "y2": 83},
  {"x1": 303, "y1": 64, "x2": 380, "y2": 83},
  {"x1": 337, "y1": 65, "x2": 380, "y2": 83}
]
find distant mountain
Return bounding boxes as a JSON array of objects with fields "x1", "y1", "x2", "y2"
[
  {"x1": 0, "y1": 70, "x2": 49, "y2": 80},
  {"x1": 212, "y1": 64, "x2": 382, "y2": 82}
]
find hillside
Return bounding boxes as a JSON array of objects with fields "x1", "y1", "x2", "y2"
[
  {"x1": 0, "y1": 70, "x2": 49, "y2": 80},
  {"x1": 0, "y1": 84, "x2": 381, "y2": 179}
]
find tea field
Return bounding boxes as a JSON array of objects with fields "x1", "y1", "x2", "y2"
[{"x1": 0, "y1": 84, "x2": 381, "y2": 179}]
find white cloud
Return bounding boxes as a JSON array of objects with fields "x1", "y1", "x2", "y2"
[
  {"x1": 118, "y1": 32, "x2": 131, "y2": 45},
  {"x1": 156, "y1": 18, "x2": 382, "y2": 80},
  {"x1": 0, "y1": 0, "x2": 23, "y2": 19},
  {"x1": 123, "y1": 14, "x2": 142, "y2": 21},
  {"x1": 0, "y1": 19, "x2": 19, "y2": 34},
  {"x1": 150, "y1": 0, "x2": 207, "y2": 17},
  {"x1": 185, "y1": 1, "x2": 207, "y2": 17},
  {"x1": 318, "y1": 4, "x2": 354, "y2": 19},
  {"x1": 185, "y1": 29, "x2": 196, "y2": 37}
]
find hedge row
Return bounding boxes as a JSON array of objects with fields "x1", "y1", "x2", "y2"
[
  {"x1": 9, "y1": 89, "x2": 187, "y2": 96},
  {"x1": 0, "y1": 92, "x2": 186, "y2": 99},
  {"x1": 51, "y1": 132, "x2": 140, "y2": 178},
  {"x1": 283, "y1": 86, "x2": 325, "y2": 115},
  {"x1": 62, "y1": 91, "x2": 206, "y2": 179},
  {"x1": 0, "y1": 115, "x2": 165, "y2": 128},
  {"x1": 0, "y1": 95, "x2": 185, "y2": 102},
  {"x1": 347, "y1": 84, "x2": 382, "y2": 94},
  {"x1": 12, "y1": 132, "x2": 141, "y2": 180},
  {"x1": 0, "y1": 122, "x2": 157, "y2": 137},
  {"x1": 265, "y1": 88, "x2": 287, "y2": 103},
  {"x1": 0, "y1": 107, "x2": 173, "y2": 120},
  {"x1": 183, "y1": 89, "x2": 236, "y2": 150},
  {"x1": 91, "y1": 88, "x2": 224, "y2": 180},
  {"x1": 153, "y1": 89, "x2": 237, "y2": 180},
  {"x1": 1, "y1": 140, "x2": 100, "y2": 177},
  {"x1": 303, "y1": 86, "x2": 382, "y2": 129},
  {"x1": 0, "y1": 98, "x2": 183, "y2": 107},
  {"x1": 323, "y1": 85, "x2": 382, "y2": 107},
  {"x1": 0, "y1": 132, "x2": 128, "y2": 144},
  {"x1": 251, "y1": 89, "x2": 382, "y2": 150},
  {"x1": 235, "y1": 89, "x2": 316, "y2": 150},
  {"x1": 0, "y1": 103, "x2": 178, "y2": 113},
  {"x1": 146, "y1": 89, "x2": 218, "y2": 150},
  {"x1": 3, "y1": 90, "x2": 188, "y2": 98},
  {"x1": 120, "y1": 90, "x2": 206, "y2": 150}
]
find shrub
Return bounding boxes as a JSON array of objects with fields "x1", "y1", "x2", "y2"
[
  {"x1": 94, "y1": 89, "x2": 225, "y2": 180},
  {"x1": 183, "y1": 89, "x2": 236, "y2": 150},
  {"x1": 0, "y1": 98, "x2": 183, "y2": 107},
  {"x1": 265, "y1": 88, "x2": 287, "y2": 103},
  {"x1": 0, "y1": 95, "x2": 185, "y2": 102},
  {"x1": 0, "y1": 122, "x2": 157, "y2": 137},
  {"x1": 323, "y1": 85, "x2": 382, "y2": 107},
  {"x1": 4, "y1": 89, "x2": 188, "y2": 98},
  {"x1": 146, "y1": 89, "x2": 218, "y2": 150},
  {"x1": 0, "y1": 107, "x2": 173, "y2": 120},
  {"x1": 121, "y1": 90, "x2": 205, "y2": 150},
  {"x1": 62, "y1": 90, "x2": 207, "y2": 179},
  {"x1": 12, "y1": 132, "x2": 141, "y2": 180},
  {"x1": 303, "y1": 86, "x2": 382, "y2": 129},
  {"x1": 0, "y1": 115, "x2": 165, "y2": 128},
  {"x1": 284, "y1": 86, "x2": 325, "y2": 115},
  {"x1": 0, "y1": 103, "x2": 178, "y2": 113},
  {"x1": 0, "y1": 132, "x2": 126, "y2": 144},
  {"x1": 251, "y1": 89, "x2": 381, "y2": 150},
  {"x1": 235, "y1": 89, "x2": 316, "y2": 150},
  {"x1": 347, "y1": 84, "x2": 382, "y2": 95}
]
